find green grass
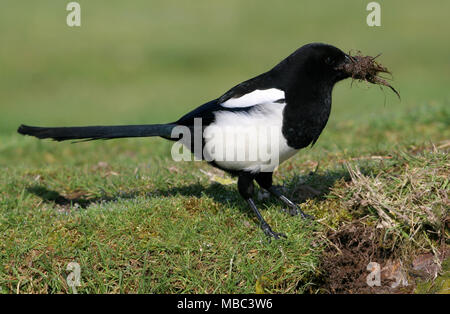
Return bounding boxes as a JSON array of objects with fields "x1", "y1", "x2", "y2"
[{"x1": 0, "y1": 1, "x2": 449, "y2": 293}]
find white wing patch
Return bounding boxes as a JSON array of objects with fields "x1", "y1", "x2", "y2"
[{"x1": 221, "y1": 88, "x2": 285, "y2": 108}]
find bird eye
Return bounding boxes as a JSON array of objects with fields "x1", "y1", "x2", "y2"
[{"x1": 325, "y1": 57, "x2": 334, "y2": 65}]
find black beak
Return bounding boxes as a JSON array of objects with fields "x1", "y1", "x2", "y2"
[
  {"x1": 334, "y1": 54, "x2": 353, "y2": 80},
  {"x1": 343, "y1": 54, "x2": 353, "y2": 65}
]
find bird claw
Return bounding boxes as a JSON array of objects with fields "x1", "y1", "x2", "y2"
[{"x1": 262, "y1": 224, "x2": 287, "y2": 240}]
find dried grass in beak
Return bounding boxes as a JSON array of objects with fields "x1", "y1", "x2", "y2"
[{"x1": 337, "y1": 52, "x2": 400, "y2": 99}]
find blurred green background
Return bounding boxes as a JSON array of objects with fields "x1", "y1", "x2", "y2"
[{"x1": 1, "y1": 0, "x2": 449, "y2": 134}]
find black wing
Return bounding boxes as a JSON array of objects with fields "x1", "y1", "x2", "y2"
[
  {"x1": 175, "y1": 71, "x2": 283, "y2": 127},
  {"x1": 175, "y1": 99, "x2": 223, "y2": 127}
]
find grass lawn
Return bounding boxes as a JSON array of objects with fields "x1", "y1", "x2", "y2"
[{"x1": 0, "y1": 1, "x2": 449, "y2": 293}]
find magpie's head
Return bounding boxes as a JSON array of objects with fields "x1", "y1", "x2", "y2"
[
  {"x1": 277, "y1": 43, "x2": 353, "y2": 86},
  {"x1": 301, "y1": 43, "x2": 353, "y2": 83},
  {"x1": 274, "y1": 43, "x2": 400, "y2": 99}
]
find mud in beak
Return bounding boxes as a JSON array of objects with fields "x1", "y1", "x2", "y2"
[{"x1": 336, "y1": 52, "x2": 400, "y2": 99}]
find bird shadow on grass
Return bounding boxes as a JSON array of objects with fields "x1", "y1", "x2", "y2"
[
  {"x1": 26, "y1": 185, "x2": 118, "y2": 209},
  {"x1": 26, "y1": 167, "x2": 361, "y2": 216}
]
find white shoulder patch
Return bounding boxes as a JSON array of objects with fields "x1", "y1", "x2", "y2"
[{"x1": 221, "y1": 88, "x2": 285, "y2": 108}]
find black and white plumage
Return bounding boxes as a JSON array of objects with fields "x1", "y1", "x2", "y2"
[{"x1": 18, "y1": 43, "x2": 354, "y2": 239}]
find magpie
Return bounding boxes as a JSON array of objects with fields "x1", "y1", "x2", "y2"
[{"x1": 18, "y1": 43, "x2": 356, "y2": 239}]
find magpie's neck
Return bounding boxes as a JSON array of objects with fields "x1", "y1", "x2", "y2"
[{"x1": 281, "y1": 76, "x2": 334, "y2": 149}]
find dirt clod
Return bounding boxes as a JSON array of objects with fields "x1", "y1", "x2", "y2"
[
  {"x1": 337, "y1": 52, "x2": 400, "y2": 99},
  {"x1": 318, "y1": 222, "x2": 411, "y2": 293}
]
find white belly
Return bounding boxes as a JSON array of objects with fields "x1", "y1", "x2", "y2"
[{"x1": 203, "y1": 102, "x2": 298, "y2": 173}]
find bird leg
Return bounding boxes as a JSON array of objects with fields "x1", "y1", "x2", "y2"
[
  {"x1": 255, "y1": 172, "x2": 314, "y2": 219},
  {"x1": 238, "y1": 173, "x2": 286, "y2": 239},
  {"x1": 267, "y1": 186, "x2": 314, "y2": 220},
  {"x1": 246, "y1": 198, "x2": 286, "y2": 240}
]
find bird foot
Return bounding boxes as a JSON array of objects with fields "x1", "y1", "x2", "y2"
[{"x1": 262, "y1": 224, "x2": 287, "y2": 240}]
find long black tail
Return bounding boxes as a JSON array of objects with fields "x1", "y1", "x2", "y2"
[{"x1": 17, "y1": 124, "x2": 177, "y2": 142}]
